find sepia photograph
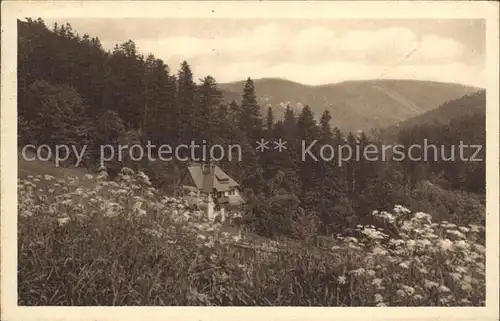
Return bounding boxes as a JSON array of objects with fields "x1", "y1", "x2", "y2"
[{"x1": 1, "y1": 1, "x2": 499, "y2": 321}]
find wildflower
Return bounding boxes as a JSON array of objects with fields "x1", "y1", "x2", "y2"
[
  {"x1": 137, "y1": 171, "x2": 152, "y2": 185},
  {"x1": 21, "y1": 210, "x2": 33, "y2": 217},
  {"x1": 438, "y1": 238, "x2": 453, "y2": 251},
  {"x1": 458, "y1": 226, "x2": 470, "y2": 233},
  {"x1": 424, "y1": 280, "x2": 439, "y2": 289},
  {"x1": 413, "y1": 294, "x2": 423, "y2": 301},
  {"x1": 454, "y1": 240, "x2": 469, "y2": 250},
  {"x1": 406, "y1": 240, "x2": 416, "y2": 249},
  {"x1": 43, "y1": 174, "x2": 55, "y2": 181},
  {"x1": 438, "y1": 297, "x2": 450, "y2": 305},
  {"x1": 441, "y1": 222, "x2": 456, "y2": 229},
  {"x1": 414, "y1": 212, "x2": 432, "y2": 223},
  {"x1": 349, "y1": 268, "x2": 365, "y2": 276},
  {"x1": 401, "y1": 285, "x2": 415, "y2": 295},
  {"x1": 376, "y1": 302, "x2": 387, "y2": 307},
  {"x1": 398, "y1": 261, "x2": 410, "y2": 269},
  {"x1": 84, "y1": 173, "x2": 94, "y2": 180},
  {"x1": 57, "y1": 217, "x2": 70, "y2": 226},
  {"x1": 133, "y1": 201, "x2": 143, "y2": 211},
  {"x1": 61, "y1": 199, "x2": 73, "y2": 206},
  {"x1": 446, "y1": 229, "x2": 466, "y2": 239},
  {"x1": 374, "y1": 294, "x2": 383, "y2": 302},
  {"x1": 416, "y1": 239, "x2": 431, "y2": 247},
  {"x1": 337, "y1": 275, "x2": 347, "y2": 285},
  {"x1": 367, "y1": 269, "x2": 376, "y2": 277},
  {"x1": 96, "y1": 171, "x2": 108, "y2": 181},
  {"x1": 372, "y1": 278, "x2": 383, "y2": 287},
  {"x1": 469, "y1": 224, "x2": 481, "y2": 233},
  {"x1": 461, "y1": 283, "x2": 473, "y2": 291},
  {"x1": 120, "y1": 167, "x2": 135, "y2": 175},
  {"x1": 204, "y1": 239, "x2": 215, "y2": 248},
  {"x1": 396, "y1": 289, "x2": 405, "y2": 297},
  {"x1": 372, "y1": 246, "x2": 388, "y2": 256}
]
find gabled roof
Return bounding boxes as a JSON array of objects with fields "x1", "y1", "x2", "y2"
[{"x1": 185, "y1": 163, "x2": 239, "y2": 193}]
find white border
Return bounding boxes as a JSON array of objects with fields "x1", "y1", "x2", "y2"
[{"x1": 1, "y1": 1, "x2": 499, "y2": 320}]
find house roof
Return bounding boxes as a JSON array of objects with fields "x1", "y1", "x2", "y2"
[{"x1": 186, "y1": 163, "x2": 239, "y2": 193}]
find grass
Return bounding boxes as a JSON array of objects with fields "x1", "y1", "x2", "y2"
[{"x1": 17, "y1": 159, "x2": 486, "y2": 306}]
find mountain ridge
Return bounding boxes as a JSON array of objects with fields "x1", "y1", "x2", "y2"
[{"x1": 219, "y1": 78, "x2": 482, "y2": 133}]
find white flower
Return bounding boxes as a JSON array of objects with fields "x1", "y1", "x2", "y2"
[
  {"x1": 349, "y1": 268, "x2": 365, "y2": 276},
  {"x1": 438, "y1": 238, "x2": 453, "y2": 251},
  {"x1": 337, "y1": 275, "x2": 347, "y2": 285},
  {"x1": 406, "y1": 240, "x2": 416, "y2": 249},
  {"x1": 413, "y1": 294, "x2": 423, "y2": 301},
  {"x1": 424, "y1": 280, "x2": 439, "y2": 289},
  {"x1": 438, "y1": 285, "x2": 450, "y2": 293},
  {"x1": 458, "y1": 226, "x2": 470, "y2": 233},
  {"x1": 374, "y1": 294, "x2": 383, "y2": 302},
  {"x1": 461, "y1": 283, "x2": 473, "y2": 291},
  {"x1": 372, "y1": 246, "x2": 388, "y2": 256},
  {"x1": 120, "y1": 167, "x2": 135, "y2": 175},
  {"x1": 57, "y1": 217, "x2": 70, "y2": 226},
  {"x1": 401, "y1": 285, "x2": 415, "y2": 295},
  {"x1": 454, "y1": 240, "x2": 469, "y2": 249},
  {"x1": 399, "y1": 262, "x2": 410, "y2": 269}
]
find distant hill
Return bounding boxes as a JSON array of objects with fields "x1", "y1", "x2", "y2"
[
  {"x1": 219, "y1": 78, "x2": 481, "y2": 133},
  {"x1": 380, "y1": 90, "x2": 486, "y2": 143}
]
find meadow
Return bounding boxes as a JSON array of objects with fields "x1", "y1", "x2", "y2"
[{"x1": 18, "y1": 164, "x2": 486, "y2": 306}]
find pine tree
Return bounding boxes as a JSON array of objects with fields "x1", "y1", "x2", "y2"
[
  {"x1": 177, "y1": 61, "x2": 197, "y2": 145},
  {"x1": 296, "y1": 105, "x2": 320, "y2": 198},
  {"x1": 266, "y1": 106, "x2": 274, "y2": 133},
  {"x1": 239, "y1": 77, "x2": 262, "y2": 140},
  {"x1": 197, "y1": 75, "x2": 222, "y2": 151}
]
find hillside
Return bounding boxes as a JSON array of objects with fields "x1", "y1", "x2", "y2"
[
  {"x1": 380, "y1": 90, "x2": 486, "y2": 143},
  {"x1": 219, "y1": 78, "x2": 481, "y2": 133}
]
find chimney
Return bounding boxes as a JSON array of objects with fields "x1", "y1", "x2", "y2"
[{"x1": 202, "y1": 162, "x2": 211, "y2": 174}]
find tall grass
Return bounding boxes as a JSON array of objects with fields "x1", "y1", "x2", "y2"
[{"x1": 18, "y1": 169, "x2": 485, "y2": 306}]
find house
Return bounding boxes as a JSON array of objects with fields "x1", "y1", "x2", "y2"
[{"x1": 174, "y1": 162, "x2": 244, "y2": 221}]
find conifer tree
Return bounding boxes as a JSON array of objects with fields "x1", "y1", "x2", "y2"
[
  {"x1": 177, "y1": 61, "x2": 197, "y2": 145},
  {"x1": 239, "y1": 78, "x2": 262, "y2": 140}
]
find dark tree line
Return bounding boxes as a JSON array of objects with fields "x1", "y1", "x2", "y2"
[{"x1": 17, "y1": 18, "x2": 486, "y2": 239}]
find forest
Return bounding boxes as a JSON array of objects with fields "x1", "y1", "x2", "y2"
[
  {"x1": 18, "y1": 18, "x2": 486, "y2": 238},
  {"x1": 16, "y1": 17, "x2": 488, "y2": 306}
]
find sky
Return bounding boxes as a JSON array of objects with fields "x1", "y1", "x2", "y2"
[{"x1": 44, "y1": 18, "x2": 486, "y2": 87}]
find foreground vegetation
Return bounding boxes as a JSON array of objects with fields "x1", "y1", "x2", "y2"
[{"x1": 18, "y1": 168, "x2": 485, "y2": 306}]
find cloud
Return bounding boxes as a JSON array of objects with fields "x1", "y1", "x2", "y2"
[
  {"x1": 418, "y1": 34, "x2": 464, "y2": 60},
  {"x1": 144, "y1": 25, "x2": 465, "y2": 64},
  {"x1": 97, "y1": 23, "x2": 479, "y2": 86}
]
